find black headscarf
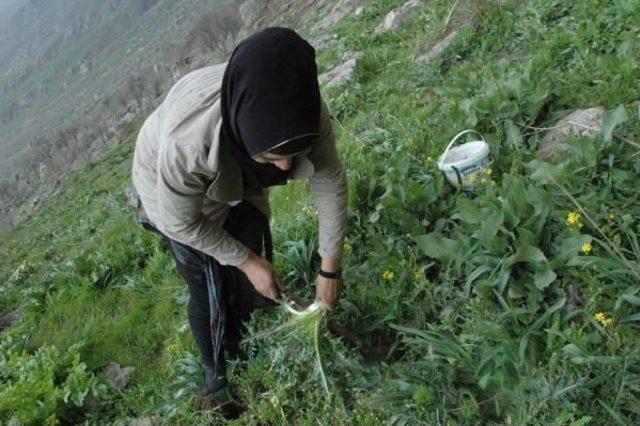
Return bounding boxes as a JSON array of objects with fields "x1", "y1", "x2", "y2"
[{"x1": 220, "y1": 27, "x2": 321, "y2": 189}]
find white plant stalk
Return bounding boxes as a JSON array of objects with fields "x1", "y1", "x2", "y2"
[
  {"x1": 284, "y1": 299, "x2": 330, "y2": 399},
  {"x1": 246, "y1": 298, "x2": 331, "y2": 399}
]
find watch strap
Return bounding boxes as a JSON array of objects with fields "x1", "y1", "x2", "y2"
[{"x1": 318, "y1": 268, "x2": 341, "y2": 279}]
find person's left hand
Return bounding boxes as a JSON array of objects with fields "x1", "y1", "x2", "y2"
[{"x1": 315, "y1": 274, "x2": 342, "y2": 310}]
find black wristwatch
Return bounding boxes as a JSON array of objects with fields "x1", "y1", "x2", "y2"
[{"x1": 318, "y1": 268, "x2": 342, "y2": 279}]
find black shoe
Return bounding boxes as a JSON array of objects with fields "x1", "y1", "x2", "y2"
[
  {"x1": 201, "y1": 364, "x2": 226, "y2": 395},
  {"x1": 199, "y1": 365, "x2": 246, "y2": 419}
]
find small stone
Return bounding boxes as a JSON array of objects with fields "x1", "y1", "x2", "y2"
[
  {"x1": 124, "y1": 186, "x2": 140, "y2": 210},
  {"x1": 104, "y1": 362, "x2": 136, "y2": 390},
  {"x1": 376, "y1": 0, "x2": 425, "y2": 32},
  {"x1": 318, "y1": 52, "x2": 363, "y2": 87},
  {"x1": 121, "y1": 111, "x2": 136, "y2": 124},
  {"x1": 0, "y1": 310, "x2": 20, "y2": 332},
  {"x1": 537, "y1": 107, "x2": 605, "y2": 160}
]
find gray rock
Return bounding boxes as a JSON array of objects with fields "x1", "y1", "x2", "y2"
[
  {"x1": 415, "y1": 28, "x2": 462, "y2": 64},
  {"x1": 314, "y1": 0, "x2": 363, "y2": 30},
  {"x1": 124, "y1": 186, "x2": 140, "y2": 210},
  {"x1": 104, "y1": 362, "x2": 136, "y2": 390},
  {"x1": 239, "y1": 0, "x2": 269, "y2": 27},
  {"x1": 537, "y1": 107, "x2": 605, "y2": 160},
  {"x1": 318, "y1": 52, "x2": 363, "y2": 87},
  {"x1": 376, "y1": 0, "x2": 425, "y2": 32},
  {"x1": 310, "y1": 33, "x2": 338, "y2": 51},
  {"x1": 0, "y1": 309, "x2": 20, "y2": 332},
  {"x1": 128, "y1": 416, "x2": 162, "y2": 426},
  {"x1": 120, "y1": 112, "x2": 136, "y2": 124}
]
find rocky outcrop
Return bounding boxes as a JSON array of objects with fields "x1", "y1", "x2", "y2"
[
  {"x1": 313, "y1": 0, "x2": 363, "y2": 30},
  {"x1": 318, "y1": 52, "x2": 363, "y2": 87},
  {"x1": 415, "y1": 28, "x2": 462, "y2": 64},
  {"x1": 310, "y1": 32, "x2": 338, "y2": 51},
  {"x1": 537, "y1": 107, "x2": 605, "y2": 160},
  {"x1": 128, "y1": 417, "x2": 162, "y2": 426},
  {"x1": 239, "y1": 0, "x2": 270, "y2": 28},
  {"x1": 376, "y1": 0, "x2": 425, "y2": 32}
]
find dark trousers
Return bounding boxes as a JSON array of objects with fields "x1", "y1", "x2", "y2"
[{"x1": 140, "y1": 201, "x2": 274, "y2": 377}]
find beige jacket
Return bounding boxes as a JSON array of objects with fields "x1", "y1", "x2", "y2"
[{"x1": 132, "y1": 63, "x2": 347, "y2": 266}]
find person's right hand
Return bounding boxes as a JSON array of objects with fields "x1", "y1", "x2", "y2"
[{"x1": 237, "y1": 252, "x2": 281, "y2": 300}]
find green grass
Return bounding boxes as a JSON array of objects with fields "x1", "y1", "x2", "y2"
[{"x1": 2, "y1": 0, "x2": 640, "y2": 423}]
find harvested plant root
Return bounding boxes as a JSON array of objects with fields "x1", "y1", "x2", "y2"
[{"x1": 245, "y1": 299, "x2": 331, "y2": 399}]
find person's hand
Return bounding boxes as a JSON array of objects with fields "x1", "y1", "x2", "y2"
[
  {"x1": 238, "y1": 252, "x2": 281, "y2": 300},
  {"x1": 315, "y1": 274, "x2": 342, "y2": 310}
]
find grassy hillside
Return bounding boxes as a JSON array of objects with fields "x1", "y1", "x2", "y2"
[{"x1": 2, "y1": 0, "x2": 640, "y2": 424}]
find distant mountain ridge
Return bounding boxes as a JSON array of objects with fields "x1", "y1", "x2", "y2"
[{"x1": 0, "y1": 0, "x2": 228, "y2": 173}]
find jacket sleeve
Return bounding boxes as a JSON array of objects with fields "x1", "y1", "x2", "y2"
[
  {"x1": 307, "y1": 101, "x2": 348, "y2": 260},
  {"x1": 155, "y1": 139, "x2": 251, "y2": 266}
]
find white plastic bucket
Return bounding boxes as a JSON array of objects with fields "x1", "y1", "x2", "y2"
[{"x1": 437, "y1": 130, "x2": 491, "y2": 189}]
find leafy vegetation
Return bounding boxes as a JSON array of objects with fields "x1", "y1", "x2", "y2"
[{"x1": 1, "y1": 0, "x2": 640, "y2": 423}]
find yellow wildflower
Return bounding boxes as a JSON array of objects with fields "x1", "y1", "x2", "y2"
[
  {"x1": 382, "y1": 270, "x2": 395, "y2": 281},
  {"x1": 413, "y1": 268, "x2": 424, "y2": 281},
  {"x1": 606, "y1": 212, "x2": 615, "y2": 224},
  {"x1": 166, "y1": 343, "x2": 180, "y2": 355},
  {"x1": 480, "y1": 177, "x2": 488, "y2": 185},
  {"x1": 423, "y1": 156, "x2": 434, "y2": 165},
  {"x1": 594, "y1": 312, "x2": 614, "y2": 327},
  {"x1": 484, "y1": 167, "x2": 493, "y2": 176},
  {"x1": 467, "y1": 172, "x2": 478, "y2": 183},
  {"x1": 566, "y1": 211, "x2": 583, "y2": 229},
  {"x1": 343, "y1": 238, "x2": 353, "y2": 254},
  {"x1": 581, "y1": 242, "x2": 592, "y2": 254}
]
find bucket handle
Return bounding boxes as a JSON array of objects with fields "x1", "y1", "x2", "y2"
[{"x1": 438, "y1": 129, "x2": 486, "y2": 168}]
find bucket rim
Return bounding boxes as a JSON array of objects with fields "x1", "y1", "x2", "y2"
[
  {"x1": 437, "y1": 129, "x2": 487, "y2": 169},
  {"x1": 437, "y1": 140, "x2": 490, "y2": 170}
]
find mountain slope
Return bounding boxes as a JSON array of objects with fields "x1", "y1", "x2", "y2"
[
  {"x1": 0, "y1": 0, "x2": 229, "y2": 174},
  {"x1": 1, "y1": 0, "x2": 640, "y2": 424}
]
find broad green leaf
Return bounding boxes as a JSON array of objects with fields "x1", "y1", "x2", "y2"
[
  {"x1": 505, "y1": 245, "x2": 547, "y2": 267},
  {"x1": 479, "y1": 209, "x2": 504, "y2": 241},
  {"x1": 526, "y1": 159, "x2": 568, "y2": 185},
  {"x1": 563, "y1": 343, "x2": 585, "y2": 357},
  {"x1": 504, "y1": 119, "x2": 523, "y2": 148},
  {"x1": 534, "y1": 269, "x2": 557, "y2": 290},
  {"x1": 551, "y1": 235, "x2": 591, "y2": 268},
  {"x1": 467, "y1": 265, "x2": 493, "y2": 286},
  {"x1": 602, "y1": 104, "x2": 627, "y2": 143},
  {"x1": 478, "y1": 372, "x2": 491, "y2": 390},
  {"x1": 456, "y1": 197, "x2": 481, "y2": 224},
  {"x1": 415, "y1": 234, "x2": 459, "y2": 263}
]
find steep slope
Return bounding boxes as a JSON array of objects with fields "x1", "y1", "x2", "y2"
[
  {"x1": 1, "y1": 0, "x2": 640, "y2": 424},
  {"x1": 0, "y1": 0, "x2": 229, "y2": 173}
]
